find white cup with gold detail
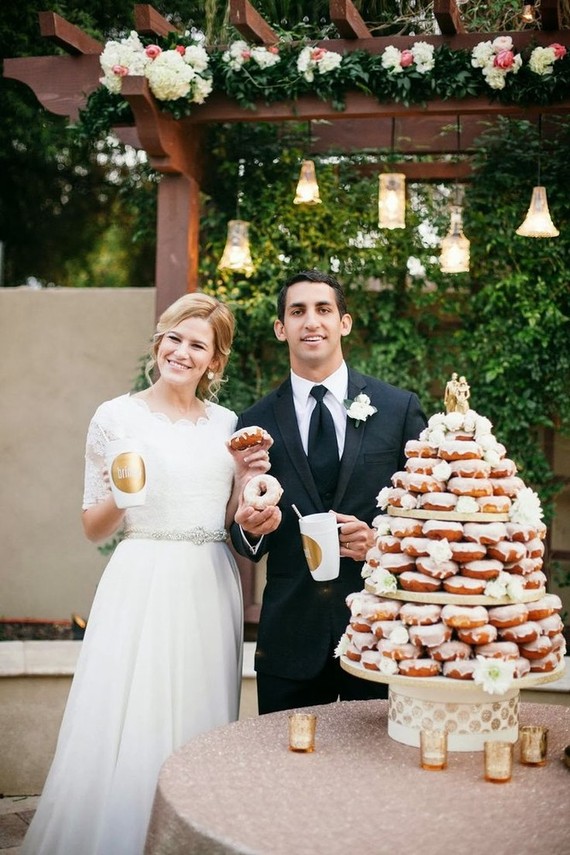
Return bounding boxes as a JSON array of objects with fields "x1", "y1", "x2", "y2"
[
  {"x1": 299, "y1": 512, "x2": 340, "y2": 581},
  {"x1": 105, "y1": 438, "x2": 147, "y2": 508}
]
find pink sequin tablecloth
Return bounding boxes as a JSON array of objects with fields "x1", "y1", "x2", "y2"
[{"x1": 145, "y1": 701, "x2": 570, "y2": 855}]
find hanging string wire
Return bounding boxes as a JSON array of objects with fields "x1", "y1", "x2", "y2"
[{"x1": 537, "y1": 114, "x2": 542, "y2": 186}]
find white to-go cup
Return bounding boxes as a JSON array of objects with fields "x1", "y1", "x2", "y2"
[
  {"x1": 299, "y1": 512, "x2": 340, "y2": 581},
  {"x1": 105, "y1": 439, "x2": 147, "y2": 509}
]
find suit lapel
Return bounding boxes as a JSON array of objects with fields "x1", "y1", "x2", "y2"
[
  {"x1": 274, "y1": 379, "x2": 323, "y2": 508},
  {"x1": 333, "y1": 368, "x2": 368, "y2": 506}
]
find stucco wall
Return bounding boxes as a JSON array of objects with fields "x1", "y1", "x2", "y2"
[{"x1": 1, "y1": 288, "x2": 156, "y2": 618}]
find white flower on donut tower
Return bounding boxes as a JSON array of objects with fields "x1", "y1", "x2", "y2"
[{"x1": 337, "y1": 375, "x2": 565, "y2": 694}]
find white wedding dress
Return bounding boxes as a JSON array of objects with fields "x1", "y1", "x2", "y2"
[{"x1": 22, "y1": 394, "x2": 243, "y2": 855}]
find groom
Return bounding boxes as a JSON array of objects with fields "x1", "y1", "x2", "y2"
[{"x1": 232, "y1": 269, "x2": 426, "y2": 714}]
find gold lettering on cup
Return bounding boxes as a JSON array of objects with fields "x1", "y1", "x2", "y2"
[
  {"x1": 301, "y1": 534, "x2": 323, "y2": 573},
  {"x1": 111, "y1": 452, "x2": 146, "y2": 494}
]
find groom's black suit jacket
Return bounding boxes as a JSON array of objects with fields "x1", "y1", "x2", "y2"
[{"x1": 231, "y1": 367, "x2": 427, "y2": 681}]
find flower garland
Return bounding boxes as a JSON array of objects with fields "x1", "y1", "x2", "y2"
[{"x1": 87, "y1": 30, "x2": 570, "y2": 129}]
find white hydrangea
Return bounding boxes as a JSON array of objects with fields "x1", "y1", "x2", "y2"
[
  {"x1": 529, "y1": 46, "x2": 557, "y2": 76},
  {"x1": 318, "y1": 50, "x2": 342, "y2": 74},
  {"x1": 369, "y1": 567, "x2": 398, "y2": 594},
  {"x1": 372, "y1": 515, "x2": 391, "y2": 536},
  {"x1": 334, "y1": 633, "x2": 351, "y2": 658},
  {"x1": 145, "y1": 51, "x2": 195, "y2": 101},
  {"x1": 506, "y1": 575, "x2": 525, "y2": 602},
  {"x1": 484, "y1": 573, "x2": 509, "y2": 599},
  {"x1": 376, "y1": 487, "x2": 392, "y2": 509},
  {"x1": 510, "y1": 487, "x2": 544, "y2": 527},
  {"x1": 379, "y1": 657, "x2": 399, "y2": 676},
  {"x1": 427, "y1": 427, "x2": 446, "y2": 447},
  {"x1": 381, "y1": 45, "x2": 403, "y2": 73},
  {"x1": 183, "y1": 44, "x2": 209, "y2": 73},
  {"x1": 432, "y1": 461, "x2": 452, "y2": 482},
  {"x1": 483, "y1": 448, "x2": 502, "y2": 468},
  {"x1": 427, "y1": 538, "x2": 452, "y2": 562},
  {"x1": 427, "y1": 412, "x2": 446, "y2": 429},
  {"x1": 471, "y1": 40, "x2": 494, "y2": 69},
  {"x1": 483, "y1": 66, "x2": 508, "y2": 90},
  {"x1": 463, "y1": 410, "x2": 478, "y2": 432},
  {"x1": 444, "y1": 411, "x2": 464, "y2": 431},
  {"x1": 297, "y1": 46, "x2": 341, "y2": 82},
  {"x1": 222, "y1": 40, "x2": 252, "y2": 70},
  {"x1": 474, "y1": 415, "x2": 493, "y2": 435},
  {"x1": 99, "y1": 30, "x2": 148, "y2": 93},
  {"x1": 389, "y1": 625, "x2": 410, "y2": 644},
  {"x1": 412, "y1": 41, "x2": 435, "y2": 73},
  {"x1": 251, "y1": 46, "x2": 281, "y2": 69},
  {"x1": 400, "y1": 492, "x2": 418, "y2": 510},
  {"x1": 456, "y1": 496, "x2": 479, "y2": 514}
]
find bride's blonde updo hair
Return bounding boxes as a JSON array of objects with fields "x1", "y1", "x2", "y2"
[{"x1": 146, "y1": 292, "x2": 235, "y2": 400}]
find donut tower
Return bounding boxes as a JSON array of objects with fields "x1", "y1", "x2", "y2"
[{"x1": 339, "y1": 375, "x2": 566, "y2": 750}]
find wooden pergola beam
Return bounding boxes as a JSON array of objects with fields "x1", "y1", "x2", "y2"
[
  {"x1": 134, "y1": 4, "x2": 178, "y2": 37},
  {"x1": 38, "y1": 11, "x2": 102, "y2": 55},
  {"x1": 433, "y1": 0, "x2": 466, "y2": 36},
  {"x1": 359, "y1": 161, "x2": 473, "y2": 181},
  {"x1": 539, "y1": 0, "x2": 561, "y2": 30},
  {"x1": 229, "y1": 0, "x2": 278, "y2": 44},
  {"x1": 329, "y1": 0, "x2": 372, "y2": 39}
]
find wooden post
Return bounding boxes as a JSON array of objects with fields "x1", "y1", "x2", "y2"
[{"x1": 155, "y1": 174, "x2": 200, "y2": 318}]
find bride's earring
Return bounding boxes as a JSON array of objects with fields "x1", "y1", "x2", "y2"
[{"x1": 207, "y1": 370, "x2": 215, "y2": 380}]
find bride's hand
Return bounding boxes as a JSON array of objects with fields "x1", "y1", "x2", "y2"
[{"x1": 227, "y1": 431, "x2": 273, "y2": 482}]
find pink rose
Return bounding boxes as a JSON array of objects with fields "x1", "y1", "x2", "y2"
[
  {"x1": 241, "y1": 49, "x2": 252, "y2": 61},
  {"x1": 400, "y1": 50, "x2": 414, "y2": 68},
  {"x1": 311, "y1": 48, "x2": 326, "y2": 62},
  {"x1": 551, "y1": 43, "x2": 567, "y2": 60},
  {"x1": 145, "y1": 45, "x2": 162, "y2": 59},
  {"x1": 112, "y1": 64, "x2": 129, "y2": 77},
  {"x1": 494, "y1": 50, "x2": 515, "y2": 70},
  {"x1": 268, "y1": 46, "x2": 279, "y2": 55},
  {"x1": 175, "y1": 45, "x2": 186, "y2": 56}
]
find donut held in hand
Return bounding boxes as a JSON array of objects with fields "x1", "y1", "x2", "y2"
[
  {"x1": 243, "y1": 474, "x2": 283, "y2": 509},
  {"x1": 229, "y1": 426, "x2": 266, "y2": 451}
]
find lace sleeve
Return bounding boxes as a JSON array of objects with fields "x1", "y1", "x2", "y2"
[{"x1": 82, "y1": 414, "x2": 112, "y2": 509}]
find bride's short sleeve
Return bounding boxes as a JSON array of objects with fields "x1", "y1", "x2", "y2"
[{"x1": 82, "y1": 411, "x2": 111, "y2": 509}]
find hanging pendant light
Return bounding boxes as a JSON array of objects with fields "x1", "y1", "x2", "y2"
[
  {"x1": 378, "y1": 173, "x2": 406, "y2": 229},
  {"x1": 293, "y1": 159, "x2": 321, "y2": 205},
  {"x1": 440, "y1": 205, "x2": 470, "y2": 273},
  {"x1": 218, "y1": 220, "x2": 255, "y2": 276},
  {"x1": 516, "y1": 115, "x2": 559, "y2": 238},
  {"x1": 521, "y1": 2, "x2": 536, "y2": 24}
]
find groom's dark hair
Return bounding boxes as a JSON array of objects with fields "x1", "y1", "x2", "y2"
[{"x1": 277, "y1": 269, "x2": 348, "y2": 322}]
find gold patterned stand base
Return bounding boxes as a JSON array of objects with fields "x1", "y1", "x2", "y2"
[{"x1": 388, "y1": 683, "x2": 519, "y2": 752}]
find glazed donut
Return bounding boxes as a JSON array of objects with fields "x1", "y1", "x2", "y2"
[
  {"x1": 361, "y1": 650, "x2": 383, "y2": 671},
  {"x1": 441, "y1": 604, "x2": 489, "y2": 629},
  {"x1": 388, "y1": 517, "x2": 424, "y2": 538},
  {"x1": 405, "y1": 457, "x2": 441, "y2": 474},
  {"x1": 513, "y1": 657, "x2": 531, "y2": 679},
  {"x1": 476, "y1": 495, "x2": 512, "y2": 514},
  {"x1": 418, "y1": 492, "x2": 458, "y2": 512},
  {"x1": 443, "y1": 659, "x2": 476, "y2": 680},
  {"x1": 448, "y1": 477, "x2": 493, "y2": 498},
  {"x1": 399, "y1": 658, "x2": 442, "y2": 677},
  {"x1": 457, "y1": 624, "x2": 497, "y2": 645},
  {"x1": 243, "y1": 474, "x2": 283, "y2": 509},
  {"x1": 490, "y1": 476, "x2": 525, "y2": 497},
  {"x1": 489, "y1": 458, "x2": 517, "y2": 478},
  {"x1": 475, "y1": 641, "x2": 519, "y2": 660},
  {"x1": 350, "y1": 618, "x2": 372, "y2": 634},
  {"x1": 536, "y1": 614, "x2": 564, "y2": 638},
  {"x1": 431, "y1": 640, "x2": 473, "y2": 662},
  {"x1": 528, "y1": 652, "x2": 560, "y2": 672},
  {"x1": 439, "y1": 440, "x2": 482, "y2": 461},
  {"x1": 422, "y1": 519, "x2": 464, "y2": 542},
  {"x1": 371, "y1": 619, "x2": 405, "y2": 640},
  {"x1": 498, "y1": 621, "x2": 541, "y2": 644},
  {"x1": 487, "y1": 541, "x2": 527, "y2": 564},
  {"x1": 345, "y1": 643, "x2": 362, "y2": 662},
  {"x1": 405, "y1": 439, "x2": 438, "y2": 458},
  {"x1": 443, "y1": 575, "x2": 486, "y2": 596},
  {"x1": 505, "y1": 523, "x2": 536, "y2": 543},
  {"x1": 378, "y1": 639, "x2": 418, "y2": 661},
  {"x1": 449, "y1": 459, "x2": 491, "y2": 479},
  {"x1": 504, "y1": 557, "x2": 539, "y2": 576},
  {"x1": 449, "y1": 541, "x2": 487, "y2": 563},
  {"x1": 349, "y1": 630, "x2": 377, "y2": 652},
  {"x1": 405, "y1": 473, "x2": 445, "y2": 494},
  {"x1": 376, "y1": 535, "x2": 402, "y2": 554},
  {"x1": 461, "y1": 559, "x2": 503, "y2": 581},
  {"x1": 408, "y1": 622, "x2": 452, "y2": 649},
  {"x1": 487, "y1": 603, "x2": 529, "y2": 629},
  {"x1": 518, "y1": 636, "x2": 553, "y2": 660},
  {"x1": 364, "y1": 597, "x2": 402, "y2": 622},
  {"x1": 379, "y1": 553, "x2": 416, "y2": 574},
  {"x1": 463, "y1": 522, "x2": 507, "y2": 545},
  {"x1": 391, "y1": 471, "x2": 408, "y2": 489},
  {"x1": 522, "y1": 570, "x2": 547, "y2": 590},
  {"x1": 526, "y1": 537, "x2": 545, "y2": 559},
  {"x1": 399, "y1": 603, "x2": 442, "y2": 626},
  {"x1": 228, "y1": 425, "x2": 265, "y2": 451},
  {"x1": 526, "y1": 594, "x2": 562, "y2": 621},
  {"x1": 551, "y1": 634, "x2": 567, "y2": 654},
  {"x1": 364, "y1": 546, "x2": 382, "y2": 569},
  {"x1": 386, "y1": 488, "x2": 418, "y2": 510},
  {"x1": 415, "y1": 557, "x2": 458, "y2": 581},
  {"x1": 398, "y1": 570, "x2": 442, "y2": 592},
  {"x1": 400, "y1": 536, "x2": 431, "y2": 557}
]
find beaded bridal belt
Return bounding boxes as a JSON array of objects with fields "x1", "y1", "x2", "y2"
[{"x1": 124, "y1": 526, "x2": 228, "y2": 545}]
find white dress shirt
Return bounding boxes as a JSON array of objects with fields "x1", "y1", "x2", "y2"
[{"x1": 290, "y1": 361, "x2": 349, "y2": 458}]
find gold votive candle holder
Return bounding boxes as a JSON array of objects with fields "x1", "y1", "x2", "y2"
[
  {"x1": 484, "y1": 741, "x2": 513, "y2": 783},
  {"x1": 519, "y1": 726, "x2": 548, "y2": 766},
  {"x1": 288, "y1": 713, "x2": 317, "y2": 753},
  {"x1": 420, "y1": 729, "x2": 448, "y2": 771}
]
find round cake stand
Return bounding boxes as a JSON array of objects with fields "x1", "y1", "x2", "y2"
[{"x1": 340, "y1": 658, "x2": 565, "y2": 752}]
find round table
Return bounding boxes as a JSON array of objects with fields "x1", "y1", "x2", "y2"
[{"x1": 144, "y1": 701, "x2": 570, "y2": 855}]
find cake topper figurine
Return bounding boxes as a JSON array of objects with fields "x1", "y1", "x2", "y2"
[{"x1": 444, "y1": 373, "x2": 470, "y2": 414}]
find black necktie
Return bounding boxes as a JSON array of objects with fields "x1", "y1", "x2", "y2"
[{"x1": 307, "y1": 385, "x2": 340, "y2": 507}]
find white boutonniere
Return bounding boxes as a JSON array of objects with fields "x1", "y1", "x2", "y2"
[{"x1": 344, "y1": 393, "x2": 377, "y2": 427}]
